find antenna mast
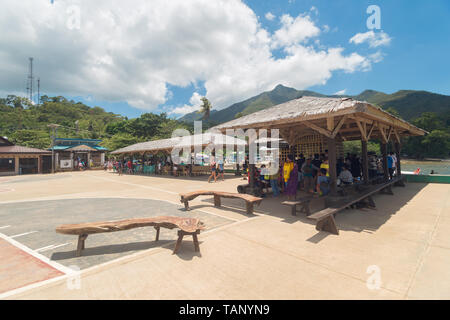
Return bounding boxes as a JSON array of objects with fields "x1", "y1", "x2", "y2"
[
  {"x1": 27, "y1": 57, "x2": 34, "y2": 102},
  {"x1": 37, "y1": 77, "x2": 40, "y2": 106}
]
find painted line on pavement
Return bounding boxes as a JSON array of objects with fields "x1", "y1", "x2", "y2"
[
  {"x1": 35, "y1": 243, "x2": 70, "y2": 253},
  {"x1": 0, "y1": 226, "x2": 11, "y2": 230},
  {"x1": 0, "y1": 232, "x2": 74, "y2": 275},
  {"x1": 10, "y1": 231, "x2": 38, "y2": 239}
]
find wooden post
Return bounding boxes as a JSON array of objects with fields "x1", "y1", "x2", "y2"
[
  {"x1": 361, "y1": 140, "x2": 369, "y2": 184},
  {"x1": 381, "y1": 143, "x2": 389, "y2": 182},
  {"x1": 38, "y1": 156, "x2": 42, "y2": 174},
  {"x1": 394, "y1": 142, "x2": 402, "y2": 178},
  {"x1": 14, "y1": 156, "x2": 19, "y2": 175},
  {"x1": 394, "y1": 142, "x2": 405, "y2": 186},
  {"x1": 327, "y1": 137, "x2": 337, "y2": 196}
]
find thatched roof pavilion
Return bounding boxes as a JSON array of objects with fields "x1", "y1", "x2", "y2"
[
  {"x1": 212, "y1": 96, "x2": 427, "y2": 195},
  {"x1": 111, "y1": 132, "x2": 246, "y2": 156},
  {"x1": 213, "y1": 96, "x2": 425, "y2": 143}
]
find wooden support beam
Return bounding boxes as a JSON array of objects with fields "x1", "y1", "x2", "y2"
[
  {"x1": 387, "y1": 126, "x2": 394, "y2": 142},
  {"x1": 379, "y1": 124, "x2": 388, "y2": 143},
  {"x1": 367, "y1": 121, "x2": 376, "y2": 140},
  {"x1": 361, "y1": 140, "x2": 369, "y2": 184},
  {"x1": 332, "y1": 115, "x2": 348, "y2": 138},
  {"x1": 381, "y1": 143, "x2": 389, "y2": 182},
  {"x1": 303, "y1": 121, "x2": 333, "y2": 138},
  {"x1": 327, "y1": 137, "x2": 338, "y2": 196},
  {"x1": 356, "y1": 120, "x2": 367, "y2": 141},
  {"x1": 327, "y1": 116, "x2": 335, "y2": 131},
  {"x1": 393, "y1": 128, "x2": 401, "y2": 144}
]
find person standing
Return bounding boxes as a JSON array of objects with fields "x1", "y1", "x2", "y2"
[
  {"x1": 208, "y1": 161, "x2": 217, "y2": 183},
  {"x1": 283, "y1": 156, "x2": 294, "y2": 191},
  {"x1": 268, "y1": 163, "x2": 280, "y2": 197},
  {"x1": 284, "y1": 157, "x2": 298, "y2": 200},
  {"x1": 297, "y1": 154, "x2": 305, "y2": 189},
  {"x1": 391, "y1": 152, "x2": 397, "y2": 177},
  {"x1": 217, "y1": 160, "x2": 225, "y2": 181},
  {"x1": 302, "y1": 158, "x2": 318, "y2": 194},
  {"x1": 320, "y1": 157, "x2": 330, "y2": 177},
  {"x1": 387, "y1": 152, "x2": 394, "y2": 179}
]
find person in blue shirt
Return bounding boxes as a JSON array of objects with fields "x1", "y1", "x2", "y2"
[
  {"x1": 316, "y1": 168, "x2": 330, "y2": 196},
  {"x1": 387, "y1": 153, "x2": 394, "y2": 179}
]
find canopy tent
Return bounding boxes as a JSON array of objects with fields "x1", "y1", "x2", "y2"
[{"x1": 111, "y1": 132, "x2": 247, "y2": 156}]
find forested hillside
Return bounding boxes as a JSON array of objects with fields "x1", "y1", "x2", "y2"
[{"x1": 0, "y1": 95, "x2": 191, "y2": 151}]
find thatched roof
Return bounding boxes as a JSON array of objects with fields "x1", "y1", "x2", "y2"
[
  {"x1": 111, "y1": 132, "x2": 246, "y2": 155},
  {"x1": 212, "y1": 96, "x2": 426, "y2": 137}
]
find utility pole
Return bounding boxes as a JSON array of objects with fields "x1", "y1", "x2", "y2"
[
  {"x1": 48, "y1": 124, "x2": 60, "y2": 174},
  {"x1": 27, "y1": 57, "x2": 34, "y2": 102},
  {"x1": 37, "y1": 77, "x2": 40, "y2": 106}
]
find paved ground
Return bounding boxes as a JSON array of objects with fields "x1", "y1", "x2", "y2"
[
  {"x1": 0, "y1": 198, "x2": 232, "y2": 271},
  {"x1": 0, "y1": 171, "x2": 449, "y2": 299}
]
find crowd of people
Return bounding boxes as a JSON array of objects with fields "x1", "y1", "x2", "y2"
[{"x1": 249, "y1": 150, "x2": 399, "y2": 198}]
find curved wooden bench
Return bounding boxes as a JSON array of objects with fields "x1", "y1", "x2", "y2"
[
  {"x1": 180, "y1": 190, "x2": 263, "y2": 214},
  {"x1": 56, "y1": 216, "x2": 205, "y2": 256}
]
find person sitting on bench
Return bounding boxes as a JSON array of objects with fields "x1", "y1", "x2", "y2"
[
  {"x1": 338, "y1": 165, "x2": 354, "y2": 185},
  {"x1": 316, "y1": 168, "x2": 330, "y2": 196}
]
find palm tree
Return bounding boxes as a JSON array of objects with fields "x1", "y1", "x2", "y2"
[{"x1": 198, "y1": 97, "x2": 212, "y2": 120}]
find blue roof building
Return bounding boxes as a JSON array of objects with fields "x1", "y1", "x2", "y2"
[{"x1": 50, "y1": 138, "x2": 107, "y2": 170}]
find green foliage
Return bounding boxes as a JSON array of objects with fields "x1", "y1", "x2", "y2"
[
  {"x1": 0, "y1": 95, "x2": 192, "y2": 152},
  {"x1": 101, "y1": 133, "x2": 144, "y2": 151},
  {"x1": 9, "y1": 130, "x2": 52, "y2": 150},
  {"x1": 343, "y1": 141, "x2": 380, "y2": 156},
  {"x1": 198, "y1": 97, "x2": 212, "y2": 120},
  {"x1": 402, "y1": 112, "x2": 450, "y2": 159}
]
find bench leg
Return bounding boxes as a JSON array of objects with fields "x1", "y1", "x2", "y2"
[
  {"x1": 214, "y1": 195, "x2": 221, "y2": 207},
  {"x1": 76, "y1": 234, "x2": 88, "y2": 257},
  {"x1": 291, "y1": 205, "x2": 297, "y2": 216},
  {"x1": 183, "y1": 200, "x2": 190, "y2": 211},
  {"x1": 173, "y1": 230, "x2": 184, "y2": 254},
  {"x1": 367, "y1": 196, "x2": 376, "y2": 208},
  {"x1": 316, "y1": 216, "x2": 339, "y2": 235},
  {"x1": 192, "y1": 231, "x2": 200, "y2": 252},
  {"x1": 246, "y1": 202, "x2": 254, "y2": 215},
  {"x1": 303, "y1": 201, "x2": 311, "y2": 216},
  {"x1": 382, "y1": 185, "x2": 394, "y2": 195},
  {"x1": 154, "y1": 226, "x2": 160, "y2": 241}
]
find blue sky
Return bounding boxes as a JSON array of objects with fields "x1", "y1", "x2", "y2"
[{"x1": 2, "y1": 0, "x2": 449, "y2": 119}]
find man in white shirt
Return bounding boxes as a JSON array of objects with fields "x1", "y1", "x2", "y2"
[{"x1": 338, "y1": 165, "x2": 354, "y2": 185}]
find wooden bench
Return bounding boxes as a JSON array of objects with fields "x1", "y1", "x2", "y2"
[
  {"x1": 308, "y1": 177, "x2": 403, "y2": 235},
  {"x1": 56, "y1": 216, "x2": 205, "y2": 256},
  {"x1": 282, "y1": 197, "x2": 313, "y2": 216},
  {"x1": 180, "y1": 190, "x2": 263, "y2": 214}
]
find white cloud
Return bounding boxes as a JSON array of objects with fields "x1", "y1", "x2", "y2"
[
  {"x1": 265, "y1": 12, "x2": 275, "y2": 21},
  {"x1": 310, "y1": 6, "x2": 319, "y2": 16},
  {"x1": 323, "y1": 25, "x2": 330, "y2": 33},
  {"x1": 0, "y1": 0, "x2": 380, "y2": 112},
  {"x1": 349, "y1": 31, "x2": 392, "y2": 48},
  {"x1": 272, "y1": 14, "x2": 320, "y2": 48},
  {"x1": 334, "y1": 89, "x2": 347, "y2": 95},
  {"x1": 169, "y1": 92, "x2": 203, "y2": 115}
]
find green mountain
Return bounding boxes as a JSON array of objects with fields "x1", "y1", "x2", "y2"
[
  {"x1": 180, "y1": 85, "x2": 450, "y2": 124},
  {"x1": 180, "y1": 85, "x2": 326, "y2": 124}
]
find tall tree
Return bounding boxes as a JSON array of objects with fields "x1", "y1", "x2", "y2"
[{"x1": 198, "y1": 97, "x2": 212, "y2": 120}]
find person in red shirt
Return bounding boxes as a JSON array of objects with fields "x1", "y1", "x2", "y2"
[{"x1": 127, "y1": 160, "x2": 133, "y2": 174}]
